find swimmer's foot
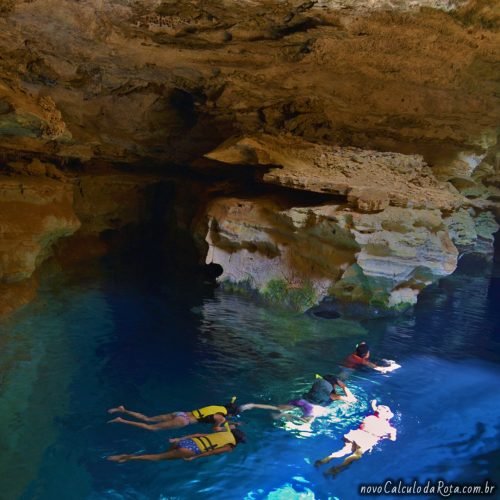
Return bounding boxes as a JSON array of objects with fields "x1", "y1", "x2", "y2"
[
  {"x1": 315, "y1": 457, "x2": 330, "y2": 467},
  {"x1": 107, "y1": 417, "x2": 125, "y2": 424},
  {"x1": 324, "y1": 467, "x2": 341, "y2": 478},
  {"x1": 108, "y1": 405, "x2": 125, "y2": 414}
]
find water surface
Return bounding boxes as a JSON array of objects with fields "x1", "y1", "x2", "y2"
[{"x1": 0, "y1": 253, "x2": 499, "y2": 499}]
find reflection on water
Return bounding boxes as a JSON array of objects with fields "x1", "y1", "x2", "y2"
[{"x1": 0, "y1": 252, "x2": 498, "y2": 499}]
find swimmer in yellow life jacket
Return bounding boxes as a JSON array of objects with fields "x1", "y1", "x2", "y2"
[
  {"x1": 107, "y1": 424, "x2": 246, "y2": 463},
  {"x1": 107, "y1": 398, "x2": 240, "y2": 432}
]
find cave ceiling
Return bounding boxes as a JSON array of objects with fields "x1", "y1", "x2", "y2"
[{"x1": 0, "y1": 0, "x2": 498, "y2": 167}]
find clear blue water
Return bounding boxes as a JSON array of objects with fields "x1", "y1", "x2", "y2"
[{"x1": 1, "y1": 251, "x2": 499, "y2": 500}]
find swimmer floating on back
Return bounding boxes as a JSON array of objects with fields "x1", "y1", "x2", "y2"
[
  {"x1": 315, "y1": 400, "x2": 397, "y2": 477},
  {"x1": 108, "y1": 425, "x2": 246, "y2": 463},
  {"x1": 342, "y1": 342, "x2": 401, "y2": 374},
  {"x1": 107, "y1": 398, "x2": 240, "y2": 432}
]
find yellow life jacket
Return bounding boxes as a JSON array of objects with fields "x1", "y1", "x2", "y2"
[
  {"x1": 192, "y1": 430, "x2": 236, "y2": 452},
  {"x1": 191, "y1": 405, "x2": 227, "y2": 422}
]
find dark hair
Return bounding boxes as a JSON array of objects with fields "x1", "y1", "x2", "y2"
[
  {"x1": 322, "y1": 374, "x2": 339, "y2": 386},
  {"x1": 355, "y1": 342, "x2": 370, "y2": 357},
  {"x1": 232, "y1": 428, "x2": 247, "y2": 444},
  {"x1": 225, "y1": 402, "x2": 240, "y2": 416}
]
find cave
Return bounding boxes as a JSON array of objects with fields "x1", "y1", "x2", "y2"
[{"x1": 0, "y1": 1, "x2": 499, "y2": 498}]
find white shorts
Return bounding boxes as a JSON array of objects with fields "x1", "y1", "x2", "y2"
[{"x1": 344, "y1": 429, "x2": 379, "y2": 452}]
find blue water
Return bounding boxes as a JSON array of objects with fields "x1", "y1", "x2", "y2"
[{"x1": 0, "y1": 252, "x2": 499, "y2": 500}]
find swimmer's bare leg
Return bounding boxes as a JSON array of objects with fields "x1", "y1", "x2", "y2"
[
  {"x1": 271, "y1": 404, "x2": 301, "y2": 419},
  {"x1": 315, "y1": 442, "x2": 352, "y2": 466},
  {"x1": 108, "y1": 447, "x2": 192, "y2": 463},
  {"x1": 107, "y1": 406, "x2": 176, "y2": 423},
  {"x1": 107, "y1": 415, "x2": 189, "y2": 431},
  {"x1": 239, "y1": 403, "x2": 281, "y2": 412},
  {"x1": 325, "y1": 448, "x2": 364, "y2": 477}
]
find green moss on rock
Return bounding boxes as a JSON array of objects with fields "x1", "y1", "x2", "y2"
[{"x1": 261, "y1": 279, "x2": 318, "y2": 312}]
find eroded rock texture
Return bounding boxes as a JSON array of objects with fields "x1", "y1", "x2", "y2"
[
  {"x1": 0, "y1": 173, "x2": 80, "y2": 283},
  {"x1": 0, "y1": 168, "x2": 80, "y2": 314},
  {"x1": 204, "y1": 193, "x2": 497, "y2": 313},
  {"x1": 0, "y1": 0, "x2": 498, "y2": 162},
  {"x1": 0, "y1": 0, "x2": 499, "y2": 314}
]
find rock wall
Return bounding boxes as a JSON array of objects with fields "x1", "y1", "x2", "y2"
[
  {"x1": 203, "y1": 135, "x2": 499, "y2": 313},
  {"x1": 0, "y1": 172, "x2": 80, "y2": 283},
  {"x1": 0, "y1": 162, "x2": 171, "y2": 314},
  {"x1": 0, "y1": 164, "x2": 80, "y2": 314},
  {"x1": 0, "y1": 0, "x2": 498, "y2": 315}
]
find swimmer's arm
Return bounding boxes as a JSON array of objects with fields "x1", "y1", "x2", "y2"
[
  {"x1": 363, "y1": 358, "x2": 383, "y2": 370},
  {"x1": 184, "y1": 445, "x2": 233, "y2": 461},
  {"x1": 239, "y1": 403, "x2": 281, "y2": 412},
  {"x1": 342, "y1": 387, "x2": 357, "y2": 402},
  {"x1": 330, "y1": 393, "x2": 356, "y2": 403},
  {"x1": 389, "y1": 427, "x2": 397, "y2": 441},
  {"x1": 332, "y1": 380, "x2": 357, "y2": 402},
  {"x1": 212, "y1": 413, "x2": 226, "y2": 430}
]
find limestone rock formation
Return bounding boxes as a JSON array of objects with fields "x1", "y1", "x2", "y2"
[
  {"x1": 205, "y1": 134, "x2": 465, "y2": 210},
  {"x1": 0, "y1": 161, "x2": 171, "y2": 313},
  {"x1": 205, "y1": 196, "x2": 463, "y2": 312},
  {"x1": 0, "y1": 0, "x2": 498, "y2": 315},
  {"x1": 205, "y1": 192, "x2": 498, "y2": 313},
  {"x1": 203, "y1": 136, "x2": 498, "y2": 313},
  {"x1": 0, "y1": 0, "x2": 498, "y2": 163},
  {"x1": 0, "y1": 172, "x2": 80, "y2": 312},
  {"x1": 0, "y1": 174, "x2": 80, "y2": 283},
  {"x1": 73, "y1": 173, "x2": 162, "y2": 236}
]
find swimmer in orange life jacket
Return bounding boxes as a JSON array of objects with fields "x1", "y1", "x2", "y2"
[
  {"x1": 107, "y1": 424, "x2": 246, "y2": 463},
  {"x1": 315, "y1": 400, "x2": 397, "y2": 477},
  {"x1": 341, "y1": 342, "x2": 400, "y2": 374},
  {"x1": 107, "y1": 399, "x2": 240, "y2": 432}
]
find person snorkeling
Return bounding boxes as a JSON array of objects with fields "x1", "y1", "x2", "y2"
[
  {"x1": 107, "y1": 424, "x2": 246, "y2": 463},
  {"x1": 315, "y1": 400, "x2": 397, "y2": 477},
  {"x1": 240, "y1": 374, "x2": 356, "y2": 423},
  {"x1": 341, "y1": 342, "x2": 400, "y2": 374},
  {"x1": 107, "y1": 398, "x2": 240, "y2": 432}
]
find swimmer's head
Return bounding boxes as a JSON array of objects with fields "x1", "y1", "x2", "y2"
[
  {"x1": 232, "y1": 428, "x2": 247, "y2": 444},
  {"x1": 375, "y1": 405, "x2": 394, "y2": 420},
  {"x1": 225, "y1": 402, "x2": 240, "y2": 416},
  {"x1": 355, "y1": 342, "x2": 370, "y2": 358}
]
